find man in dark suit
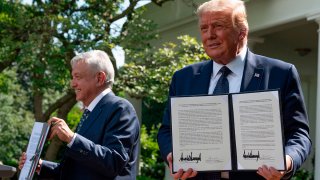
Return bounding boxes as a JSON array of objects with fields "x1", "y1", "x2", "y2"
[
  {"x1": 19, "y1": 50, "x2": 140, "y2": 179},
  {"x1": 157, "y1": 0, "x2": 311, "y2": 179}
]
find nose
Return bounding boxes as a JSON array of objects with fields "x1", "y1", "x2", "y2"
[
  {"x1": 208, "y1": 26, "x2": 217, "y2": 39},
  {"x1": 70, "y1": 79, "x2": 76, "y2": 89}
]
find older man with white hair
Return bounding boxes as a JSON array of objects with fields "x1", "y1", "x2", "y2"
[{"x1": 19, "y1": 50, "x2": 140, "y2": 180}]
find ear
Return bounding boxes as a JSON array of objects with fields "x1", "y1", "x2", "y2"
[
  {"x1": 238, "y1": 29, "x2": 247, "y2": 41},
  {"x1": 96, "y1": 71, "x2": 107, "y2": 86}
]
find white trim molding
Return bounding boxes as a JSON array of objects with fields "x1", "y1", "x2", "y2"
[{"x1": 307, "y1": 11, "x2": 320, "y2": 180}]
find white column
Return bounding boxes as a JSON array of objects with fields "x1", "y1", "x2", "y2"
[
  {"x1": 308, "y1": 13, "x2": 320, "y2": 180},
  {"x1": 315, "y1": 19, "x2": 320, "y2": 180}
]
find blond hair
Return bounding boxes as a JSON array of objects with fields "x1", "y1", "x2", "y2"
[{"x1": 197, "y1": 0, "x2": 249, "y2": 47}]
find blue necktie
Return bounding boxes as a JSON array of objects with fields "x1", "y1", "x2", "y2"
[
  {"x1": 213, "y1": 66, "x2": 231, "y2": 94},
  {"x1": 210, "y1": 66, "x2": 231, "y2": 180},
  {"x1": 76, "y1": 109, "x2": 90, "y2": 132}
]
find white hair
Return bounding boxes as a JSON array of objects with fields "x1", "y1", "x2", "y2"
[
  {"x1": 70, "y1": 50, "x2": 115, "y2": 88},
  {"x1": 197, "y1": 0, "x2": 248, "y2": 29}
]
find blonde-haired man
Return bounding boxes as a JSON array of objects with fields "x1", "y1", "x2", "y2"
[{"x1": 157, "y1": 0, "x2": 311, "y2": 179}]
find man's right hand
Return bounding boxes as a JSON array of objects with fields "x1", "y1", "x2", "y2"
[
  {"x1": 167, "y1": 152, "x2": 198, "y2": 180},
  {"x1": 18, "y1": 152, "x2": 42, "y2": 173},
  {"x1": 48, "y1": 117, "x2": 74, "y2": 143}
]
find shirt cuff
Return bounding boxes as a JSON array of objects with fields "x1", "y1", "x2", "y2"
[
  {"x1": 67, "y1": 133, "x2": 77, "y2": 148},
  {"x1": 283, "y1": 155, "x2": 294, "y2": 179}
]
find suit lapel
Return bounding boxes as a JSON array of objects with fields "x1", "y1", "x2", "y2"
[
  {"x1": 240, "y1": 50, "x2": 264, "y2": 92},
  {"x1": 78, "y1": 93, "x2": 110, "y2": 135},
  {"x1": 191, "y1": 60, "x2": 213, "y2": 94}
]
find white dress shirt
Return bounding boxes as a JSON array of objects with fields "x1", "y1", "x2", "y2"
[{"x1": 208, "y1": 47, "x2": 247, "y2": 95}]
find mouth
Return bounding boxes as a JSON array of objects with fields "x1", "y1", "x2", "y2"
[{"x1": 207, "y1": 42, "x2": 221, "y2": 49}]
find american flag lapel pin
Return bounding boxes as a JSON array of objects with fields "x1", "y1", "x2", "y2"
[{"x1": 254, "y1": 73, "x2": 260, "y2": 78}]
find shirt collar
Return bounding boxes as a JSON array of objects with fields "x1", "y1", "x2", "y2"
[
  {"x1": 212, "y1": 46, "x2": 247, "y2": 78},
  {"x1": 85, "y1": 88, "x2": 111, "y2": 111}
]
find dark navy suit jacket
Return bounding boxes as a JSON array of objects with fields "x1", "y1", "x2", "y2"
[
  {"x1": 157, "y1": 50, "x2": 311, "y2": 179},
  {"x1": 40, "y1": 92, "x2": 140, "y2": 180}
]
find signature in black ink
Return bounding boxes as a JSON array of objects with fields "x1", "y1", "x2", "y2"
[
  {"x1": 243, "y1": 150, "x2": 260, "y2": 161},
  {"x1": 179, "y1": 152, "x2": 201, "y2": 163}
]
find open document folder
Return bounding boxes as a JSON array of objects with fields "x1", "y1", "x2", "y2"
[
  {"x1": 171, "y1": 90, "x2": 286, "y2": 173},
  {"x1": 19, "y1": 122, "x2": 50, "y2": 180}
]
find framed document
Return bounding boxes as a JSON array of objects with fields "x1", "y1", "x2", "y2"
[
  {"x1": 170, "y1": 90, "x2": 286, "y2": 173},
  {"x1": 19, "y1": 122, "x2": 50, "y2": 180}
]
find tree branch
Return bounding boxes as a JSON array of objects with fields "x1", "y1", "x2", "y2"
[
  {"x1": 42, "y1": 90, "x2": 75, "y2": 121},
  {"x1": 109, "y1": 0, "x2": 139, "y2": 23},
  {"x1": 57, "y1": 95, "x2": 77, "y2": 119},
  {"x1": 104, "y1": 48, "x2": 119, "y2": 77},
  {"x1": 151, "y1": 0, "x2": 174, "y2": 6},
  {"x1": 0, "y1": 60, "x2": 14, "y2": 73}
]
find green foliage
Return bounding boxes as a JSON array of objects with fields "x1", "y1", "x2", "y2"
[
  {"x1": 115, "y1": 35, "x2": 209, "y2": 103},
  {"x1": 0, "y1": 72, "x2": 11, "y2": 93},
  {"x1": 142, "y1": 97, "x2": 166, "y2": 130},
  {"x1": 0, "y1": 0, "x2": 175, "y2": 175},
  {"x1": 66, "y1": 104, "x2": 82, "y2": 131},
  {"x1": 0, "y1": 0, "x2": 168, "y2": 118},
  {"x1": 0, "y1": 70, "x2": 34, "y2": 166},
  {"x1": 139, "y1": 124, "x2": 164, "y2": 180},
  {"x1": 292, "y1": 169, "x2": 314, "y2": 180},
  {"x1": 117, "y1": 7, "x2": 159, "y2": 54}
]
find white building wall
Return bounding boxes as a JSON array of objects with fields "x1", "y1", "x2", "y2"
[{"x1": 247, "y1": 0, "x2": 320, "y2": 32}]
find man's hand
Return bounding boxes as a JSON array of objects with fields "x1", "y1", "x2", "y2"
[
  {"x1": 167, "y1": 152, "x2": 198, "y2": 180},
  {"x1": 18, "y1": 152, "x2": 27, "y2": 170},
  {"x1": 257, "y1": 155, "x2": 292, "y2": 180},
  {"x1": 19, "y1": 152, "x2": 42, "y2": 173},
  {"x1": 48, "y1": 117, "x2": 74, "y2": 143}
]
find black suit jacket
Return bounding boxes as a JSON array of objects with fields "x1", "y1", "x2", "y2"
[
  {"x1": 157, "y1": 50, "x2": 311, "y2": 179},
  {"x1": 40, "y1": 92, "x2": 140, "y2": 180}
]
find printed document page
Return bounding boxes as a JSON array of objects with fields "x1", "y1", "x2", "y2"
[
  {"x1": 171, "y1": 95, "x2": 232, "y2": 172},
  {"x1": 232, "y1": 91, "x2": 285, "y2": 170}
]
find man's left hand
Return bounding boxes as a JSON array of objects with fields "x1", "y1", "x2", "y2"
[{"x1": 257, "y1": 155, "x2": 292, "y2": 180}]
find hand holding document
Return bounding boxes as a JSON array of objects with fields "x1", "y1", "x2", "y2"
[
  {"x1": 232, "y1": 91, "x2": 285, "y2": 170},
  {"x1": 19, "y1": 122, "x2": 50, "y2": 180},
  {"x1": 170, "y1": 90, "x2": 286, "y2": 173},
  {"x1": 171, "y1": 94, "x2": 232, "y2": 172}
]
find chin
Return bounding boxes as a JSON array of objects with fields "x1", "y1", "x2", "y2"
[
  {"x1": 206, "y1": 50, "x2": 220, "y2": 58},
  {"x1": 209, "y1": 54, "x2": 223, "y2": 60},
  {"x1": 75, "y1": 95, "x2": 82, "y2": 102}
]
